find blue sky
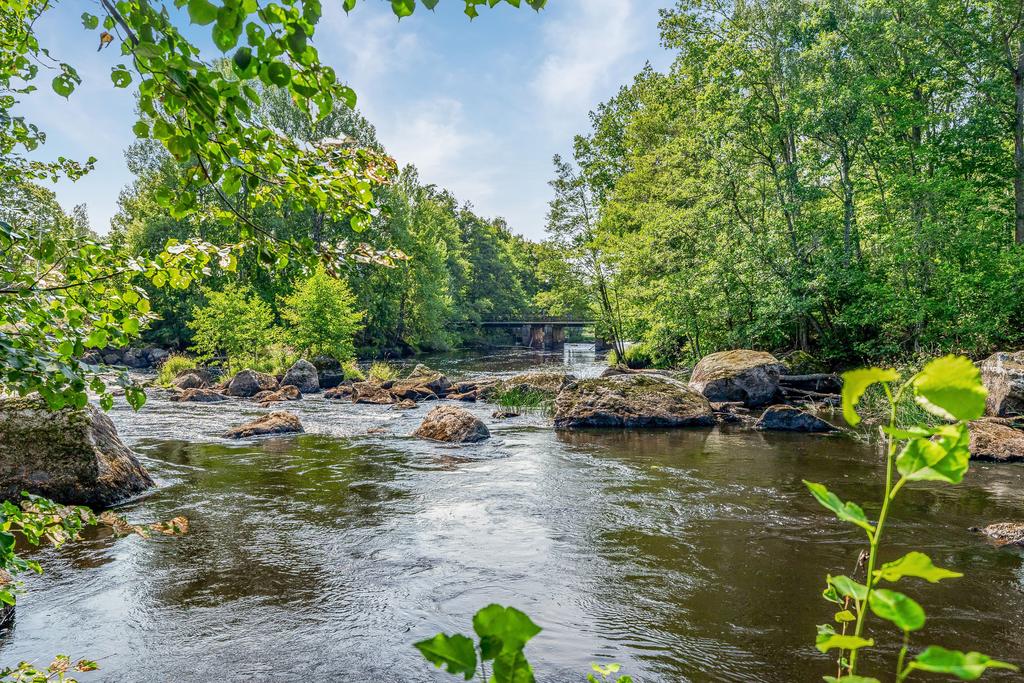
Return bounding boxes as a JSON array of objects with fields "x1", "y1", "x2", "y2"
[{"x1": 20, "y1": 0, "x2": 672, "y2": 240}]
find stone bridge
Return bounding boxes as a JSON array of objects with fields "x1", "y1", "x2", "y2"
[{"x1": 475, "y1": 316, "x2": 600, "y2": 350}]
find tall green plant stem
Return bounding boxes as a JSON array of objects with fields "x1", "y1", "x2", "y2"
[{"x1": 848, "y1": 381, "x2": 907, "y2": 674}]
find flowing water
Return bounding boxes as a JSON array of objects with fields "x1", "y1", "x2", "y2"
[{"x1": 2, "y1": 345, "x2": 1023, "y2": 682}]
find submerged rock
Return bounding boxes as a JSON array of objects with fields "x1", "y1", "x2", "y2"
[
  {"x1": 975, "y1": 522, "x2": 1024, "y2": 547},
  {"x1": 392, "y1": 399, "x2": 418, "y2": 410},
  {"x1": 352, "y1": 382, "x2": 397, "y2": 405},
  {"x1": 0, "y1": 398, "x2": 154, "y2": 507},
  {"x1": 324, "y1": 383, "x2": 354, "y2": 400},
  {"x1": 492, "y1": 410, "x2": 520, "y2": 419},
  {"x1": 553, "y1": 374, "x2": 714, "y2": 429},
  {"x1": 755, "y1": 405, "x2": 838, "y2": 432},
  {"x1": 980, "y1": 351, "x2": 1024, "y2": 417},
  {"x1": 969, "y1": 419, "x2": 1024, "y2": 462},
  {"x1": 391, "y1": 371, "x2": 451, "y2": 400},
  {"x1": 413, "y1": 406, "x2": 490, "y2": 443},
  {"x1": 688, "y1": 350, "x2": 786, "y2": 407},
  {"x1": 170, "y1": 388, "x2": 228, "y2": 403},
  {"x1": 224, "y1": 369, "x2": 279, "y2": 397},
  {"x1": 255, "y1": 385, "x2": 302, "y2": 406},
  {"x1": 282, "y1": 360, "x2": 320, "y2": 394},
  {"x1": 172, "y1": 371, "x2": 207, "y2": 390},
  {"x1": 223, "y1": 411, "x2": 303, "y2": 439}
]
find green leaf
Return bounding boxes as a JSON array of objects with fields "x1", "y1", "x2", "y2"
[
  {"x1": 896, "y1": 424, "x2": 970, "y2": 484},
  {"x1": 912, "y1": 355, "x2": 987, "y2": 422},
  {"x1": 188, "y1": 0, "x2": 218, "y2": 25},
  {"x1": 834, "y1": 610, "x2": 856, "y2": 623},
  {"x1": 84, "y1": 329, "x2": 108, "y2": 349},
  {"x1": 111, "y1": 68, "x2": 132, "y2": 88},
  {"x1": 51, "y1": 75, "x2": 74, "y2": 98},
  {"x1": 267, "y1": 61, "x2": 291, "y2": 86},
  {"x1": 492, "y1": 646, "x2": 535, "y2": 683},
  {"x1": 875, "y1": 552, "x2": 963, "y2": 584},
  {"x1": 815, "y1": 625, "x2": 873, "y2": 654},
  {"x1": 472, "y1": 604, "x2": 542, "y2": 657},
  {"x1": 827, "y1": 575, "x2": 868, "y2": 602},
  {"x1": 81, "y1": 12, "x2": 99, "y2": 29},
  {"x1": 908, "y1": 646, "x2": 1018, "y2": 680},
  {"x1": 804, "y1": 481, "x2": 875, "y2": 534},
  {"x1": 414, "y1": 633, "x2": 477, "y2": 680},
  {"x1": 392, "y1": 0, "x2": 416, "y2": 17},
  {"x1": 841, "y1": 367, "x2": 900, "y2": 426},
  {"x1": 868, "y1": 589, "x2": 925, "y2": 632},
  {"x1": 132, "y1": 121, "x2": 150, "y2": 138}
]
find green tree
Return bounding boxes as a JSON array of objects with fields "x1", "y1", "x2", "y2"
[
  {"x1": 281, "y1": 264, "x2": 364, "y2": 360},
  {"x1": 188, "y1": 283, "x2": 276, "y2": 372}
]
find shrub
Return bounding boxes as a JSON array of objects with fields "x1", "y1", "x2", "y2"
[
  {"x1": 280, "y1": 265, "x2": 364, "y2": 360},
  {"x1": 368, "y1": 361, "x2": 399, "y2": 382},
  {"x1": 246, "y1": 343, "x2": 300, "y2": 377},
  {"x1": 156, "y1": 353, "x2": 196, "y2": 387},
  {"x1": 188, "y1": 283, "x2": 277, "y2": 373},
  {"x1": 341, "y1": 360, "x2": 365, "y2": 382},
  {"x1": 807, "y1": 356, "x2": 1016, "y2": 680}
]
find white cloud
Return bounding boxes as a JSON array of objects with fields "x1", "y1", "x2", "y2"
[
  {"x1": 378, "y1": 97, "x2": 498, "y2": 205},
  {"x1": 320, "y1": 8, "x2": 421, "y2": 88},
  {"x1": 532, "y1": 0, "x2": 644, "y2": 121}
]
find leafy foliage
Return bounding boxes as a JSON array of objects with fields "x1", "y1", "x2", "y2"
[
  {"x1": 0, "y1": 494, "x2": 96, "y2": 606},
  {"x1": 280, "y1": 265, "x2": 363, "y2": 360},
  {"x1": 2, "y1": 0, "x2": 550, "y2": 411},
  {"x1": 550, "y1": 0, "x2": 1024, "y2": 366},
  {"x1": 187, "y1": 283, "x2": 276, "y2": 372},
  {"x1": 806, "y1": 355, "x2": 1017, "y2": 680},
  {"x1": 0, "y1": 655, "x2": 98, "y2": 683},
  {"x1": 156, "y1": 353, "x2": 198, "y2": 387}
]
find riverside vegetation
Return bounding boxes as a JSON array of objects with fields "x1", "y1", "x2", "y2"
[{"x1": 2, "y1": 0, "x2": 1024, "y2": 680}]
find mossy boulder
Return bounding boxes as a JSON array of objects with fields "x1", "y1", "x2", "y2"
[
  {"x1": 980, "y1": 351, "x2": 1024, "y2": 417},
  {"x1": 688, "y1": 350, "x2": 786, "y2": 407},
  {"x1": 553, "y1": 374, "x2": 714, "y2": 429},
  {"x1": 413, "y1": 406, "x2": 490, "y2": 443},
  {"x1": 480, "y1": 372, "x2": 575, "y2": 400},
  {"x1": 755, "y1": 405, "x2": 838, "y2": 432},
  {"x1": 0, "y1": 398, "x2": 154, "y2": 507}
]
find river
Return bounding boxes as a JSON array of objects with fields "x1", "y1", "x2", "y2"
[{"x1": 2, "y1": 345, "x2": 1022, "y2": 682}]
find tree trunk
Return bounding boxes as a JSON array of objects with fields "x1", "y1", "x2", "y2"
[{"x1": 1013, "y1": 42, "x2": 1024, "y2": 245}]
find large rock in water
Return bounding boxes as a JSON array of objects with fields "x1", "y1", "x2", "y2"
[
  {"x1": 688, "y1": 350, "x2": 786, "y2": 407},
  {"x1": 980, "y1": 352, "x2": 1024, "y2": 417},
  {"x1": 282, "y1": 360, "x2": 320, "y2": 394},
  {"x1": 553, "y1": 374, "x2": 715, "y2": 429},
  {"x1": 224, "y1": 369, "x2": 279, "y2": 397},
  {"x1": 223, "y1": 411, "x2": 304, "y2": 439},
  {"x1": 0, "y1": 398, "x2": 154, "y2": 507},
  {"x1": 413, "y1": 406, "x2": 490, "y2": 443},
  {"x1": 755, "y1": 405, "x2": 837, "y2": 432},
  {"x1": 170, "y1": 388, "x2": 228, "y2": 403},
  {"x1": 969, "y1": 418, "x2": 1024, "y2": 462},
  {"x1": 975, "y1": 522, "x2": 1024, "y2": 547}
]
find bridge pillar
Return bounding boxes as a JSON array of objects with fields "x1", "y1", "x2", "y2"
[{"x1": 529, "y1": 325, "x2": 545, "y2": 349}]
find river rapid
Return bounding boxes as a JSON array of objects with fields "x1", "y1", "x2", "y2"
[{"x1": 1, "y1": 345, "x2": 1023, "y2": 682}]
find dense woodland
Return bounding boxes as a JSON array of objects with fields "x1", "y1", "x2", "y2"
[
  {"x1": 545, "y1": 0, "x2": 1024, "y2": 368},
  {"x1": 6, "y1": 0, "x2": 1024, "y2": 371}
]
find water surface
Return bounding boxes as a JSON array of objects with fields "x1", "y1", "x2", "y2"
[{"x1": 3, "y1": 346, "x2": 1023, "y2": 682}]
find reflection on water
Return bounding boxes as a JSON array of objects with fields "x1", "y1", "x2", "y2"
[{"x1": 2, "y1": 347, "x2": 1023, "y2": 682}]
